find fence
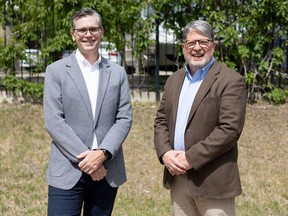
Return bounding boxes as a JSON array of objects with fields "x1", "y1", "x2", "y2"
[
  {"x1": 1, "y1": 3, "x2": 288, "y2": 103},
  {"x1": 0, "y1": 41, "x2": 179, "y2": 102},
  {"x1": 0, "y1": 5, "x2": 182, "y2": 102}
]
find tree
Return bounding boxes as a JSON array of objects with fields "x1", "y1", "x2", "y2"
[
  {"x1": 1, "y1": 0, "x2": 288, "y2": 103},
  {"x1": 149, "y1": 0, "x2": 288, "y2": 103},
  {"x1": 0, "y1": 0, "x2": 143, "y2": 72}
]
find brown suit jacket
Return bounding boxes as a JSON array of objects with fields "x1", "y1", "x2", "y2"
[{"x1": 154, "y1": 61, "x2": 247, "y2": 198}]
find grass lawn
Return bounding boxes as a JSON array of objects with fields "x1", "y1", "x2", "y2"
[{"x1": 0, "y1": 101, "x2": 287, "y2": 215}]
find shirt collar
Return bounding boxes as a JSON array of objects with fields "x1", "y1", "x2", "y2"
[
  {"x1": 75, "y1": 49, "x2": 101, "y2": 67},
  {"x1": 185, "y1": 57, "x2": 215, "y2": 82}
]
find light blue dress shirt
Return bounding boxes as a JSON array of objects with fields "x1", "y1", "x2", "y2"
[{"x1": 174, "y1": 57, "x2": 215, "y2": 151}]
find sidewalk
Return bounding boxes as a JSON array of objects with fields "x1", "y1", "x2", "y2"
[
  {"x1": 0, "y1": 90, "x2": 22, "y2": 103},
  {"x1": 0, "y1": 89, "x2": 161, "y2": 104},
  {"x1": 131, "y1": 90, "x2": 161, "y2": 102}
]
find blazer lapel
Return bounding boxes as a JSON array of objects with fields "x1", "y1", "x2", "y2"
[
  {"x1": 94, "y1": 60, "x2": 111, "y2": 125},
  {"x1": 186, "y1": 62, "x2": 220, "y2": 125},
  {"x1": 171, "y1": 68, "x2": 186, "y2": 126},
  {"x1": 66, "y1": 53, "x2": 94, "y2": 123}
]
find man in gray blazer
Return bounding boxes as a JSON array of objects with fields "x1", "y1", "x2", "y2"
[
  {"x1": 44, "y1": 7, "x2": 132, "y2": 216},
  {"x1": 154, "y1": 20, "x2": 247, "y2": 216}
]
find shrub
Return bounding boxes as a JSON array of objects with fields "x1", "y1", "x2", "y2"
[
  {"x1": 263, "y1": 87, "x2": 288, "y2": 105},
  {"x1": 0, "y1": 75, "x2": 43, "y2": 104}
]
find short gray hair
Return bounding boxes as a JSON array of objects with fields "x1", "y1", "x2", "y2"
[
  {"x1": 72, "y1": 7, "x2": 103, "y2": 29},
  {"x1": 182, "y1": 20, "x2": 214, "y2": 42}
]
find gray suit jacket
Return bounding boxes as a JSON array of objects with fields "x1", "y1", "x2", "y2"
[
  {"x1": 154, "y1": 61, "x2": 247, "y2": 198},
  {"x1": 44, "y1": 52, "x2": 132, "y2": 190}
]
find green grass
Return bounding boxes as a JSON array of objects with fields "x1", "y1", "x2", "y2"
[{"x1": 0, "y1": 102, "x2": 287, "y2": 215}]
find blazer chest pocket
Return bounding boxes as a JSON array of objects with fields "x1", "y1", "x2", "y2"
[
  {"x1": 103, "y1": 85, "x2": 120, "y2": 104},
  {"x1": 196, "y1": 96, "x2": 220, "y2": 123},
  {"x1": 201, "y1": 96, "x2": 220, "y2": 107},
  {"x1": 107, "y1": 85, "x2": 119, "y2": 91}
]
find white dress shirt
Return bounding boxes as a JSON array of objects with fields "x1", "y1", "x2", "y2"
[{"x1": 75, "y1": 49, "x2": 101, "y2": 149}]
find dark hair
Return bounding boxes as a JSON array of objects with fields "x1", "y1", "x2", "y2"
[
  {"x1": 182, "y1": 20, "x2": 214, "y2": 42},
  {"x1": 72, "y1": 7, "x2": 103, "y2": 29}
]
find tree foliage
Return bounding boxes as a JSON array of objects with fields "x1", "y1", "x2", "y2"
[
  {"x1": 0, "y1": 0, "x2": 288, "y2": 104},
  {"x1": 151, "y1": 0, "x2": 288, "y2": 103}
]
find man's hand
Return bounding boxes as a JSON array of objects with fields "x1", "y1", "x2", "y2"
[
  {"x1": 162, "y1": 150, "x2": 186, "y2": 176},
  {"x1": 77, "y1": 150, "x2": 107, "y2": 174},
  {"x1": 90, "y1": 165, "x2": 108, "y2": 181},
  {"x1": 175, "y1": 152, "x2": 193, "y2": 170}
]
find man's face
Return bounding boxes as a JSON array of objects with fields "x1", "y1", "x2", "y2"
[
  {"x1": 182, "y1": 31, "x2": 215, "y2": 73},
  {"x1": 71, "y1": 15, "x2": 104, "y2": 57}
]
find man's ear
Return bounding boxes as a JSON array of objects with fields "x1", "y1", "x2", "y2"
[{"x1": 71, "y1": 31, "x2": 76, "y2": 41}]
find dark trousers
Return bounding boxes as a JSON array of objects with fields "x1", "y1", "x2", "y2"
[{"x1": 48, "y1": 173, "x2": 118, "y2": 216}]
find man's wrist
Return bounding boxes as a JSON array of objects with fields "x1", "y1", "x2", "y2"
[
  {"x1": 92, "y1": 148, "x2": 112, "y2": 160},
  {"x1": 100, "y1": 149, "x2": 112, "y2": 159}
]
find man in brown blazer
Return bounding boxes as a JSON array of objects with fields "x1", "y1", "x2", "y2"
[{"x1": 154, "y1": 20, "x2": 247, "y2": 216}]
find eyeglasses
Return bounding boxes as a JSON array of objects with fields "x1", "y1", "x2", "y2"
[
  {"x1": 73, "y1": 27, "x2": 102, "y2": 36},
  {"x1": 183, "y1": 39, "x2": 213, "y2": 50}
]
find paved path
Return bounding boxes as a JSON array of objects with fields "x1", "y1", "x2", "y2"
[{"x1": 0, "y1": 89, "x2": 161, "y2": 104}]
